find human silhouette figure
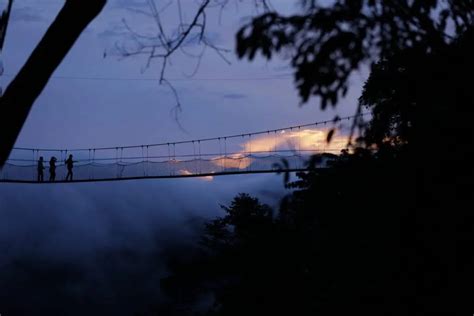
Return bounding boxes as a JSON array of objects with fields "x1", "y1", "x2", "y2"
[
  {"x1": 65, "y1": 154, "x2": 74, "y2": 181},
  {"x1": 49, "y1": 156, "x2": 57, "y2": 182},
  {"x1": 37, "y1": 156, "x2": 45, "y2": 182}
]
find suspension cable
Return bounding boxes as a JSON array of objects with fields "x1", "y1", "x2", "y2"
[{"x1": 11, "y1": 113, "x2": 371, "y2": 153}]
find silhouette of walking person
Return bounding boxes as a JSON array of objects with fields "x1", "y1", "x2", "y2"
[
  {"x1": 37, "y1": 156, "x2": 45, "y2": 182},
  {"x1": 65, "y1": 154, "x2": 75, "y2": 181},
  {"x1": 49, "y1": 156, "x2": 57, "y2": 182}
]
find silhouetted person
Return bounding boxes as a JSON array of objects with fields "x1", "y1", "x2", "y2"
[
  {"x1": 37, "y1": 156, "x2": 45, "y2": 182},
  {"x1": 49, "y1": 156, "x2": 57, "y2": 182},
  {"x1": 65, "y1": 154, "x2": 74, "y2": 181}
]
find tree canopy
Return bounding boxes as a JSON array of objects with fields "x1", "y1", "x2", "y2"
[
  {"x1": 155, "y1": 2, "x2": 474, "y2": 315},
  {"x1": 237, "y1": 0, "x2": 473, "y2": 108}
]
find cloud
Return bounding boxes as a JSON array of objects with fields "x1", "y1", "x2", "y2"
[
  {"x1": 96, "y1": 27, "x2": 129, "y2": 40},
  {"x1": 0, "y1": 175, "x2": 287, "y2": 314},
  {"x1": 179, "y1": 168, "x2": 214, "y2": 181},
  {"x1": 111, "y1": 0, "x2": 149, "y2": 10},
  {"x1": 272, "y1": 64, "x2": 292, "y2": 72},
  {"x1": 212, "y1": 155, "x2": 254, "y2": 170},
  {"x1": 210, "y1": 127, "x2": 348, "y2": 170},
  {"x1": 10, "y1": 6, "x2": 45, "y2": 23},
  {"x1": 223, "y1": 93, "x2": 248, "y2": 100},
  {"x1": 241, "y1": 128, "x2": 348, "y2": 153}
]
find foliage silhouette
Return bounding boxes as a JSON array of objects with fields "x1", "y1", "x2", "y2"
[
  {"x1": 359, "y1": 27, "x2": 474, "y2": 147},
  {"x1": 236, "y1": 0, "x2": 473, "y2": 108},
  {"x1": 158, "y1": 153, "x2": 406, "y2": 315},
  {"x1": 156, "y1": 1, "x2": 474, "y2": 315}
]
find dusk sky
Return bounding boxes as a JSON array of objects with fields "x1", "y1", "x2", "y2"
[
  {"x1": 0, "y1": 1, "x2": 470, "y2": 315},
  {"x1": 1, "y1": 0, "x2": 363, "y2": 149},
  {"x1": 0, "y1": 1, "x2": 367, "y2": 314}
]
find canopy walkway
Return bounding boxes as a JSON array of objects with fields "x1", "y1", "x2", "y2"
[{"x1": 0, "y1": 115, "x2": 365, "y2": 184}]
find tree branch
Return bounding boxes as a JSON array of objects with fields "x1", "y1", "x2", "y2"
[{"x1": 0, "y1": 0, "x2": 107, "y2": 166}]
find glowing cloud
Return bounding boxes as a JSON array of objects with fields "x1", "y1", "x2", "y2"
[
  {"x1": 178, "y1": 169, "x2": 214, "y2": 181},
  {"x1": 241, "y1": 128, "x2": 348, "y2": 154},
  {"x1": 211, "y1": 155, "x2": 253, "y2": 170},
  {"x1": 210, "y1": 128, "x2": 348, "y2": 170}
]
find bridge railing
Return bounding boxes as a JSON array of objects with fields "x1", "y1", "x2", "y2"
[{"x1": 1, "y1": 114, "x2": 369, "y2": 182}]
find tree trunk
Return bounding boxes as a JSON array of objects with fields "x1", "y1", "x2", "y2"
[
  {"x1": 0, "y1": 0, "x2": 14, "y2": 51},
  {"x1": 0, "y1": 0, "x2": 107, "y2": 166}
]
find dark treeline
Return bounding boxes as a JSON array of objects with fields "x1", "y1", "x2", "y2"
[{"x1": 154, "y1": 2, "x2": 474, "y2": 315}]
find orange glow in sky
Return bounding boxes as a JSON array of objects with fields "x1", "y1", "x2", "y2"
[
  {"x1": 241, "y1": 128, "x2": 349, "y2": 154},
  {"x1": 211, "y1": 128, "x2": 348, "y2": 170},
  {"x1": 178, "y1": 169, "x2": 214, "y2": 181}
]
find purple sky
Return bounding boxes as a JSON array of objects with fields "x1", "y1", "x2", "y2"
[
  {"x1": 1, "y1": 0, "x2": 364, "y2": 150},
  {"x1": 0, "y1": 0, "x2": 369, "y2": 245}
]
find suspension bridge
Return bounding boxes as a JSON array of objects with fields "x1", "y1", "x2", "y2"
[{"x1": 0, "y1": 115, "x2": 364, "y2": 184}]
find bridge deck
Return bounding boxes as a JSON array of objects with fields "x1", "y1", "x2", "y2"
[
  {"x1": 1, "y1": 115, "x2": 359, "y2": 184},
  {"x1": 0, "y1": 169, "x2": 319, "y2": 184}
]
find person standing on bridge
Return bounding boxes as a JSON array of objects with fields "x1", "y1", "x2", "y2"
[
  {"x1": 65, "y1": 154, "x2": 75, "y2": 181},
  {"x1": 49, "y1": 156, "x2": 57, "y2": 182},
  {"x1": 37, "y1": 156, "x2": 45, "y2": 182}
]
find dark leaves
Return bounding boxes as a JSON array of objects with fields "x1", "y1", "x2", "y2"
[
  {"x1": 273, "y1": 158, "x2": 291, "y2": 187},
  {"x1": 326, "y1": 128, "x2": 335, "y2": 143},
  {"x1": 236, "y1": 1, "x2": 466, "y2": 109}
]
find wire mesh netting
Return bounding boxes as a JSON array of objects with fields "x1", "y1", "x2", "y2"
[{"x1": 0, "y1": 121, "x2": 354, "y2": 183}]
